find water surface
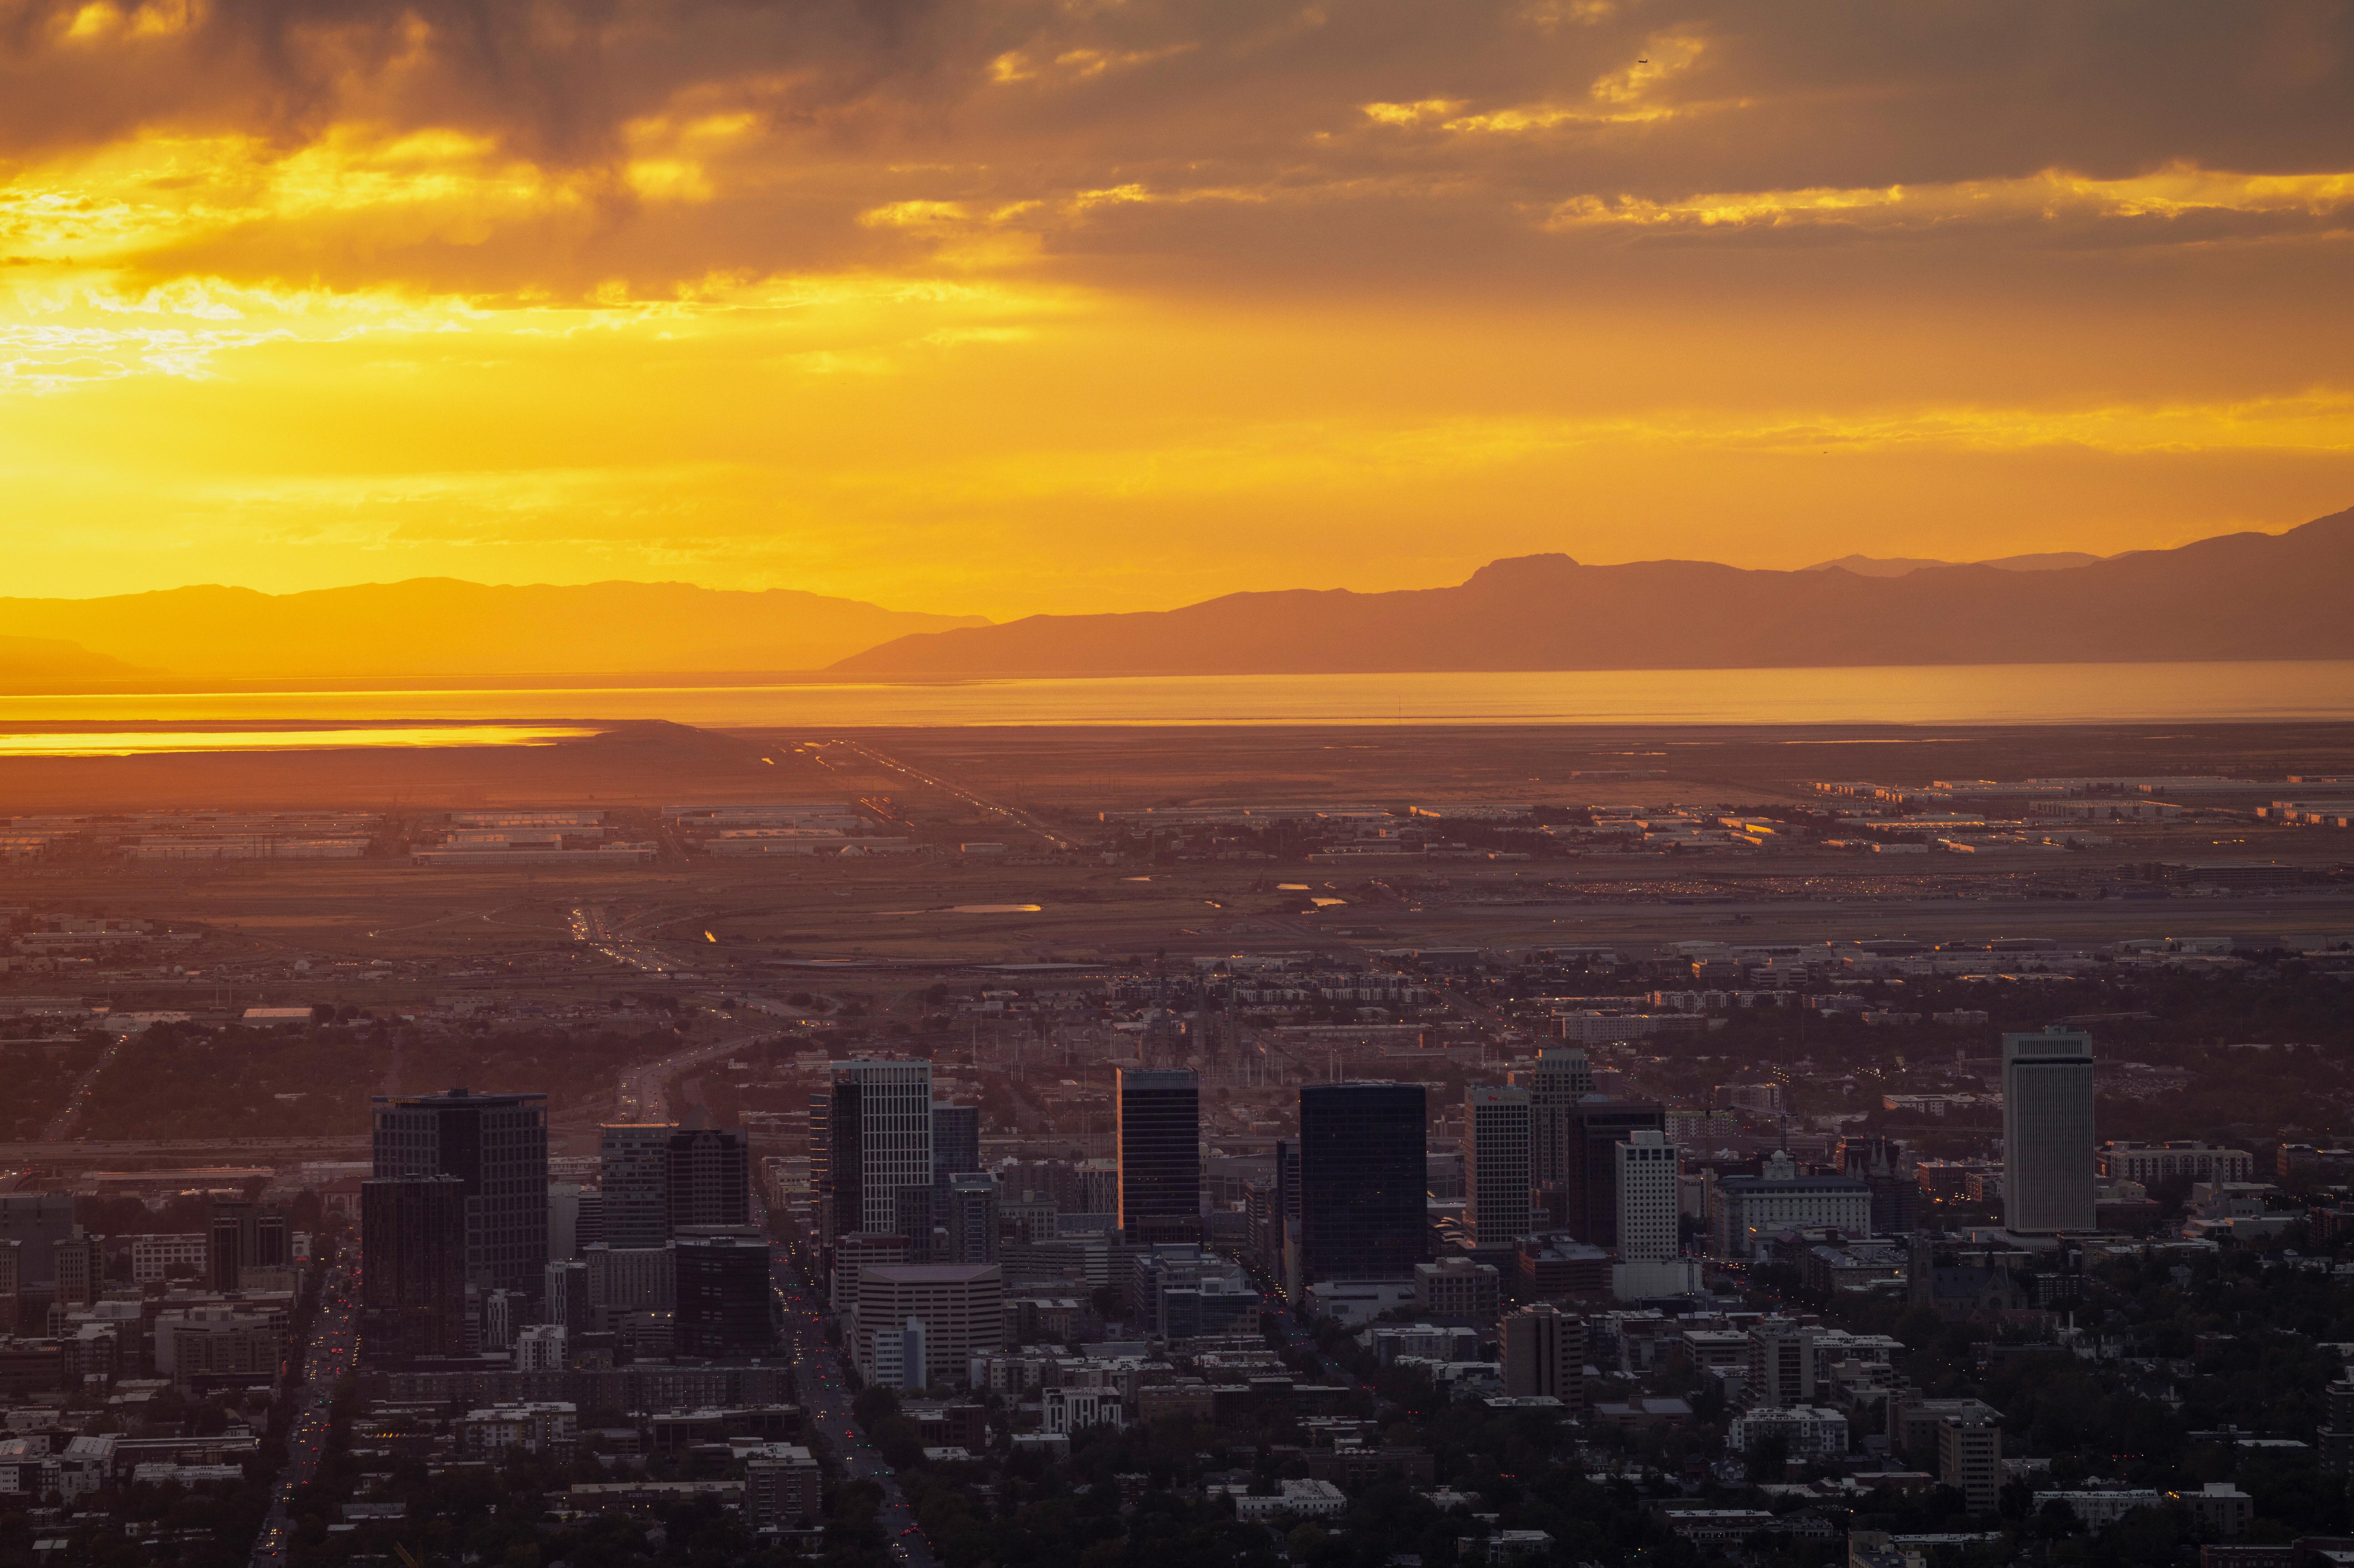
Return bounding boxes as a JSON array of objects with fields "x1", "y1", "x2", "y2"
[{"x1": 0, "y1": 661, "x2": 2343, "y2": 733}]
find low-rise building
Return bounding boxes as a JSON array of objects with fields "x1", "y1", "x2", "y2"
[
  {"x1": 2173, "y1": 1482, "x2": 2252, "y2": 1539},
  {"x1": 1708, "y1": 1155, "x2": 1871, "y2": 1258},
  {"x1": 1414, "y1": 1258, "x2": 1501, "y2": 1329},
  {"x1": 2034, "y1": 1489, "x2": 2165, "y2": 1530},
  {"x1": 153, "y1": 1305, "x2": 285, "y2": 1388},
  {"x1": 458, "y1": 1402, "x2": 578, "y2": 1456},
  {"x1": 128, "y1": 1234, "x2": 211, "y2": 1285},
  {"x1": 1230, "y1": 1478, "x2": 1347, "y2": 1520},
  {"x1": 1728, "y1": 1406, "x2": 1849, "y2": 1459},
  {"x1": 742, "y1": 1444, "x2": 822, "y2": 1530},
  {"x1": 1042, "y1": 1386, "x2": 1124, "y2": 1435},
  {"x1": 2097, "y1": 1142, "x2": 2253, "y2": 1186}
]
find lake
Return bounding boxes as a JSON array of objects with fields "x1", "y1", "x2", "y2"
[{"x1": 0, "y1": 661, "x2": 2345, "y2": 751}]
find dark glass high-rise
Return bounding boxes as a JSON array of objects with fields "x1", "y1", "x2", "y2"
[{"x1": 1298, "y1": 1082, "x2": 1427, "y2": 1282}]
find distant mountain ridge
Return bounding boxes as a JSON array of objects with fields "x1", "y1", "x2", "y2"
[
  {"x1": 0, "y1": 579, "x2": 987, "y2": 679},
  {"x1": 1802, "y1": 551, "x2": 2106, "y2": 577},
  {"x1": 832, "y1": 509, "x2": 2354, "y2": 676}
]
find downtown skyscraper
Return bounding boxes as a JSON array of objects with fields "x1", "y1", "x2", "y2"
[
  {"x1": 825, "y1": 1060, "x2": 934, "y2": 1239},
  {"x1": 1464, "y1": 1086, "x2": 1533, "y2": 1249},
  {"x1": 371, "y1": 1087, "x2": 549, "y2": 1294},
  {"x1": 1116, "y1": 1067, "x2": 1202, "y2": 1245},
  {"x1": 2003, "y1": 1028, "x2": 2097, "y2": 1234},
  {"x1": 1297, "y1": 1082, "x2": 1426, "y2": 1283}
]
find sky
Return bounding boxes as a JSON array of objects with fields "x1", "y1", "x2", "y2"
[{"x1": 3, "y1": 0, "x2": 2351, "y2": 619}]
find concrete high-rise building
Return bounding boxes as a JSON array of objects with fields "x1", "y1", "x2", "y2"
[
  {"x1": 1115, "y1": 1068, "x2": 1202, "y2": 1246},
  {"x1": 945, "y1": 1173, "x2": 1001, "y2": 1266},
  {"x1": 0, "y1": 1193, "x2": 76, "y2": 1287},
  {"x1": 201, "y1": 1198, "x2": 287, "y2": 1289},
  {"x1": 1465, "y1": 1086, "x2": 1533, "y2": 1250},
  {"x1": 853, "y1": 1263, "x2": 1002, "y2": 1389},
  {"x1": 809, "y1": 1089, "x2": 834, "y2": 1240},
  {"x1": 1610, "y1": 1128, "x2": 1698, "y2": 1298},
  {"x1": 548, "y1": 1184, "x2": 587, "y2": 1263},
  {"x1": 208, "y1": 1199, "x2": 252, "y2": 1292},
  {"x1": 483, "y1": 1288, "x2": 521, "y2": 1350},
  {"x1": 0, "y1": 1239, "x2": 20, "y2": 1336},
  {"x1": 1297, "y1": 1083, "x2": 1427, "y2": 1284},
  {"x1": 1562, "y1": 1101, "x2": 1667, "y2": 1251},
  {"x1": 1518, "y1": 1048, "x2": 1595, "y2": 1189},
  {"x1": 53, "y1": 1231, "x2": 103, "y2": 1309},
  {"x1": 373, "y1": 1088, "x2": 549, "y2": 1294},
  {"x1": 894, "y1": 1186, "x2": 939, "y2": 1264},
  {"x1": 1938, "y1": 1415, "x2": 2004, "y2": 1515},
  {"x1": 1501, "y1": 1302, "x2": 1586, "y2": 1413},
  {"x1": 674, "y1": 1226, "x2": 775, "y2": 1358},
  {"x1": 575, "y1": 1192, "x2": 606, "y2": 1253},
  {"x1": 360, "y1": 1175, "x2": 468, "y2": 1358},
  {"x1": 1747, "y1": 1318, "x2": 1818, "y2": 1408},
  {"x1": 2002, "y1": 1029, "x2": 2096, "y2": 1234},
  {"x1": 544, "y1": 1260, "x2": 590, "y2": 1335},
  {"x1": 1615, "y1": 1130, "x2": 1679, "y2": 1262},
  {"x1": 668, "y1": 1126, "x2": 750, "y2": 1232},
  {"x1": 584, "y1": 1242, "x2": 676, "y2": 1325},
  {"x1": 932, "y1": 1105, "x2": 981, "y2": 1186},
  {"x1": 1274, "y1": 1139, "x2": 1300, "y2": 1224},
  {"x1": 827, "y1": 1061, "x2": 934, "y2": 1238},
  {"x1": 254, "y1": 1208, "x2": 289, "y2": 1268},
  {"x1": 599, "y1": 1123, "x2": 676, "y2": 1251}
]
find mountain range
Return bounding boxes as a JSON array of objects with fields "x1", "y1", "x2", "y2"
[
  {"x1": 3, "y1": 512, "x2": 2346, "y2": 683},
  {"x1": 833, "y1": 508, "x2": 2354, "y2": 676},
  {"x1": 0, "y1": 579, "x2": 984, "y2": 682}
]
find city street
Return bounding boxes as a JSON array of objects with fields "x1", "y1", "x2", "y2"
[
  {"x1": 251, "y1": 1256, "x2": 358, "y2": 1568},
  {"x1": 771, "y1": 1255, "x2": 937, "y2": 1567}
]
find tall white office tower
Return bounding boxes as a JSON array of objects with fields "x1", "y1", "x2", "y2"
[
  {"x1": 826, "y1": 1060, "x2": 935, "y2": 1236},
  {"x1": 2002, "y1": 1028, "x2": 2096, "y2": 1234},
  {"x1": 1610, "y1": 1128, "x2": 1698, "y2": 1299},
  {"x1": 1464, "y1": 1086, "x2": 1533, "y2": 1249}
]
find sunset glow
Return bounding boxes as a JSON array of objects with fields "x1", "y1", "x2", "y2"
[{"x1": 1, "y1": 1, "x2": 2349, "y2": 615}]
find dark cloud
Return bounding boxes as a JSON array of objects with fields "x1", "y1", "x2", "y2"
[
  {"x1": 0, "y1": 0, "x2": 950, "y2": 158},
  {"x1": 6, "y1": 0, "x2": 2351, "y2": 300}
]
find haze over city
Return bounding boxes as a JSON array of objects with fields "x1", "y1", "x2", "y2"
[{"x1": 4, "y1": 6, "x2": 2354, "y2": 1568}]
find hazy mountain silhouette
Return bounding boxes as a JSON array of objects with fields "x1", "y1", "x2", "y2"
[
  {"x1": 0, "y1": 579, "x2": 986, "y2": 679},
  {"x1": 834, "y1": 509, "x2": 2354, "y2": 675},
  {"x1": 1801, "y1": 551, "x2": 2105, "y2": 577},
  {"x1": 0, "y1": 636, "x2": 140, "y2": 682}
]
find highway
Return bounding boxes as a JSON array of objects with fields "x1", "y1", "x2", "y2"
[
  {"x1": 251, "y1": 1253, "x2": 359, "y2": 1567},
  {"x1": 41, "y1": 1033, "x2": 129, "y2": 1141},
  {"x1": 821, "y1": 739, "x2": 1077, "y2": 853},
  {"x1": 616, "y1": 1026, "x2": 792, "y2": 1123},
  {"x1": 0, "y1": 1135, "x2": 371, "y2": 1165}
]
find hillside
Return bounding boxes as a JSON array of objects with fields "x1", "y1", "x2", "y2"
[
  {"x1": 833, "y1": 510, "x2": 2354, "y2": 675},
  {"x1": 0, "y1": 579, "x2": 986, "y2": 679}
]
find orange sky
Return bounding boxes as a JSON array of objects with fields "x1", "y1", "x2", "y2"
[{"x1": 3, "y1": 0, "x2": 2351, "y2": 618}]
